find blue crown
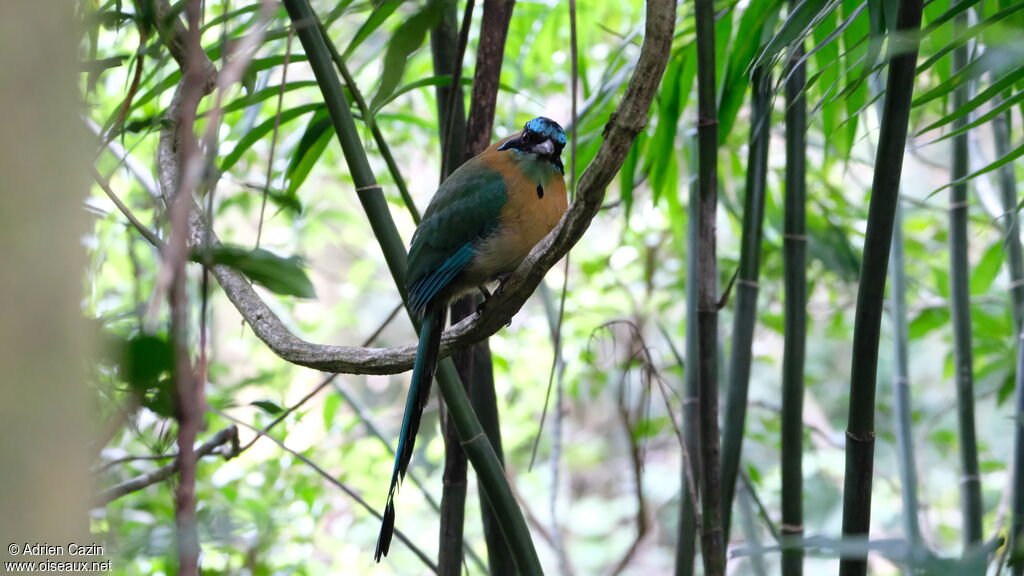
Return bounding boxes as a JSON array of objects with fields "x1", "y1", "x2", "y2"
[{"x1": 524, "y1": 117, "x2": 567, "y2": 145}]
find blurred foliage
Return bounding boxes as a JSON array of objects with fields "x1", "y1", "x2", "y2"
[{"x1": 80, "y1": 0, "x2": 1023, "y2": 574}]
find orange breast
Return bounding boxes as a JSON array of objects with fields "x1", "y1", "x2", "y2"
[{"x1": 467, "y1": 147, "x2": 568, "y2": 279}]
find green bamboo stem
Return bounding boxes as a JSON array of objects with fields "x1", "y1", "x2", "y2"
[
  {"x1": 782, "y1": 29, "x2": 808, "y2": 576},
  {"x1": 890, "y1": 201, "x2": 923, "y2": 562},
  {"x1": 994, "y1": 104, "x2": 1024, "y2": 575},
  {"x1": 838, "y1": 1, "x2": 924, "y2": 574},
  {"x1": 460, "y1": 1, "x2": 519, "y2": 573},
  {"x1": 674, "y1": 147, "x2": 702, "y2": 576},
  {"x1": 317, "y1": 19, "x2": 420, "y2": 224},
  {"x1": 949, "y1": 1, "x2": 984, "y2": 548},
  {"x1": 870, "y1": 46, "x2": 924, "y2": 568},
  {"x1": 738, "y1": 479, "x2": 768, "y2": 576},
  {"x1": 431, "y1": 5, "x2": 471, "y2": 572},
  {"x1": 281, "y1": 1, "x2": 542, "y2": 572},
  {"x1": 693, "y1": 0, "x2": 723, "y2": 571},
  {"x1": 720, "y1": 65, "x2": 772, "y2": 542}
]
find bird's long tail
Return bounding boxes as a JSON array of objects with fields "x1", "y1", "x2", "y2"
[{"x1": 375, "y1": 306, "x2": 447, "y2": 561}]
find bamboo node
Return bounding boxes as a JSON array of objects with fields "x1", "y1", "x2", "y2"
[
  {"x1": 780, "y1": 523, "x2": 804, "y2": 534},
  {"x1": 845, "y1": 429, "x2": 875, "y2": 443},
  {"x1": 782, "y1": 233, "x2": 807, "y2": 241},
  {"x1": 959, "y1": 474, "x2": 981, "y2": 484},
  {"x1": 737, "y1": 278, "x2": 759, "y2": 288},
  {"x1": 948, "y1": 200, "x2": 968, "y2": 211},
  {"x1": 1009, "y1": 278, "x2": 1024, "y2": 289},
  {"x1": 460, "y1": 431, "x2": 487, "y2": 447},
  {"x1": 355, "y1": 184, "x2": 383, "y2": 192}
]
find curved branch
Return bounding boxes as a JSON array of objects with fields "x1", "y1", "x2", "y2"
[{"x1": 186, "y1": 0, "x2": 675, "y2": 376}]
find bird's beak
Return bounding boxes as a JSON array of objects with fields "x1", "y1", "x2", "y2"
[{"x1": 533, "y1": 139, "x2": 554, "y2": 156}]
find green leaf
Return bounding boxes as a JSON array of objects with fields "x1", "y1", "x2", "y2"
[
  {"x1": 368, "y1": 0, "x2": 448, "y2": 115},
  {"x1": 647, "y1": 49, "x2": 692, "y2": 203},
  {"x1": 344, "y1": 0, "x2": 404, "y2": 60},
  {"x1": 286, "y1": 108, "x2": 333, "y2": 195},
  {"x1": 203, "y1": 244, "x2": 317, "y2": 298},
  {"x1": 216, "y1": 80, "x2": 320, "y2": 116},
  {"x1": 719, "y1": 0, "x2": 782, "y2": 144},
  {"x1": 124, "y1": 335, "x2": 174, "y2": 392},
  {"x1": 919, "y1": 88, "x2": 1024, "y2": 147},
  {"x1": 916, "y1": 0, "x2": 1024, "y2": 75},
  {"x1": 323, "y1": 392, "x2": 341, "y2": 431},
  {"x1": 753, "y1": 0, "x2": 842, "y2": 71},
  {"x1": 220, "y1": 103, "x2": 323, "y2": 173},
  {"x1": 912, "y1": 46, "x2": 1023, "y2": 108},
  {"x1": 251, "y1": 400, "x2": 284, "y2": 415},
  {"x1": 908, "y1": 307, "x2": 950, "y2": 339},
  {"x1": 970, "y1": 242, "x2": 1003, "y2": 295},
  {"x1": 930, "y1": 140, "x2": 1024, "y2": 196},
  {"x1": 619, "y1": 131, "x2": 645, "y2": 218}
]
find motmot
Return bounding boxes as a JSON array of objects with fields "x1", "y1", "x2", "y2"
[{"x1": 375, "y1": 117, "x2": 568, "y2": 560}]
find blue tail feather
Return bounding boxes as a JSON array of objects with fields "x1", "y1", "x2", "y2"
[{"x1": 375, "y1": 306, "x2": 447, "y2": 561}]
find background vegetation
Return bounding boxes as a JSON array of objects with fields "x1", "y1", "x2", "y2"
[{"x1": 12, "y1": 0, "x2": 1022, "y2": 573}]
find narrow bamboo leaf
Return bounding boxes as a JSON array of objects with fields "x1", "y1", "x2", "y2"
[
  {"x1": 970, "y1": 242, "x2": 1004, "y2": 295},
  {"x1": 203, "y1": 244, "x2": 317, "y2": 298},
  {"x1": 648, "y1": 50, "x2": 691, "y2": 203},
  {"x1": 368, "y1": 0, "x2": 448, "y2": 115},
  {"x1": 221, "y1": 103, "x2": 323, "y2": 173},
  {"x1": 916, "y1": 73, "x2": 1024, "y2": 137},
  {"x1": 931, "y1": 140, "x2": 1024, "y2": 195},
  {"x1": 753, "y1": 0, "x2": 823, "y2": 70},
  {"x1": 718, "y1": 0, "x2": 783, "y2": 142},
  {"x1": 323, "y1": 392, "x2": 341, "y2": 430},
  {"x1": 912, "y1": 46, "x2": 1023, "y2": 107},
  {"x1": 343, "y1": 0, "x2": 403, "y2": 60},
  {"x1": 781, "y1": 1, "x2": 866, "y2": 100},
  {"x1": 217, "y1": 80, "x2": 320, "y2": 116},
  {"x1": 916, "y1": 0, "x2": 1024, "y2": 74},
  {"x1": 369, "y1": 75, "x2": 522, "y2": 116},
  {"x1": 251, "y1": 399, "x2": 284, "y2": 415},
  {"x1": 286, "y1": 108, "x2": 333, "y2": 195},
  {"x1": 619, "y1": 131, "x2": 645, "y2": 218},
  {"x1": 919, "y1": 0, "x2": 983, "y2": 36}
]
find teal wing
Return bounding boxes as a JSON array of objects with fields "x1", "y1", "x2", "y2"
[{"x1": 407, "y1": 160, "x2": 508, "y2": 313}]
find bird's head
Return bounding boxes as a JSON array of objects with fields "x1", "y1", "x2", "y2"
[{"x1": 498, "y1": 117, "x2": 567, "y2": 172}]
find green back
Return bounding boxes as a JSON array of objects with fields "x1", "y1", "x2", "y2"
[{"x1": 406, "y1": 159, "x2": 508, "y2": 297}]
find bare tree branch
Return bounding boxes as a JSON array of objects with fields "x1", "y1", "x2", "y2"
[{"x1": 95, "y1": 426, "x2": 240, "y2": 506}]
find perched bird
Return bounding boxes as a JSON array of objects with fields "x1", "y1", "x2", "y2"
[{"x1": 375, "y1": 117, "x2": 568, "y2": 560}]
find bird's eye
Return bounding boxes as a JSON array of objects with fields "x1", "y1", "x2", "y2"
[{"x1": 522, "y1": 130, "x2": 536, "y2": 144}]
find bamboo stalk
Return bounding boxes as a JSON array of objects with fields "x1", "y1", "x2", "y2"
[
  {"x1": 838, "y1": 1, "x2": 924, "y2": 574},
  {"x1": 693, "y1": 0, "x2": 723, "y2": 571},
  {"x1": 781, "y1": 25, "x2": 808, "y2": 576},
  {"x1": 674, "y1": 146, "x2": 702, "y2": 576},
  {"x1": 430, "y1": 5, "x2": 471, "y2": 573},
  {"x1": 738, "y1": 479, "x2": 768, "y2": 576},
  {"x1": 280, "y1": 1, "x2": 542, "y2": 571},
  {"x1": 994, "y1": 105, "x2": 1024, "y2": 575},
  {"x1": 720, "y1": 65, "x2": 772, "y2": 542},
  {"x1": 317, "y1": 20, "x2": 420, "y2": 223},
  {"x1": 889, "y1": 201, "x2": 923, "y2": 564},
  {"x1": 949, "y1": 0, "x2": 984, "y2": 548},
  {"x1": 444, "y1": 0, "x2": 519, "y2": 572}
]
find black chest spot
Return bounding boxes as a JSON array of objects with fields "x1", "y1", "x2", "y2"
[{"x1": 536, "y1": 183, "x2": 544, "y2": 199}]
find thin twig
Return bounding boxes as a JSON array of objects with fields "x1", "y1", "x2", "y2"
[
  {"x1": 90, "y1": 165, "x2": 165, "y2": 250},
  {"x1": 218, "y1": 412, "x2": 439, "y2": 573},
  {"x1": 96, "y1": 426, "x2": 240, "y2": 505},
  {"x1": 256, "y1": 27, "x2": 294, "y2": 248}
]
